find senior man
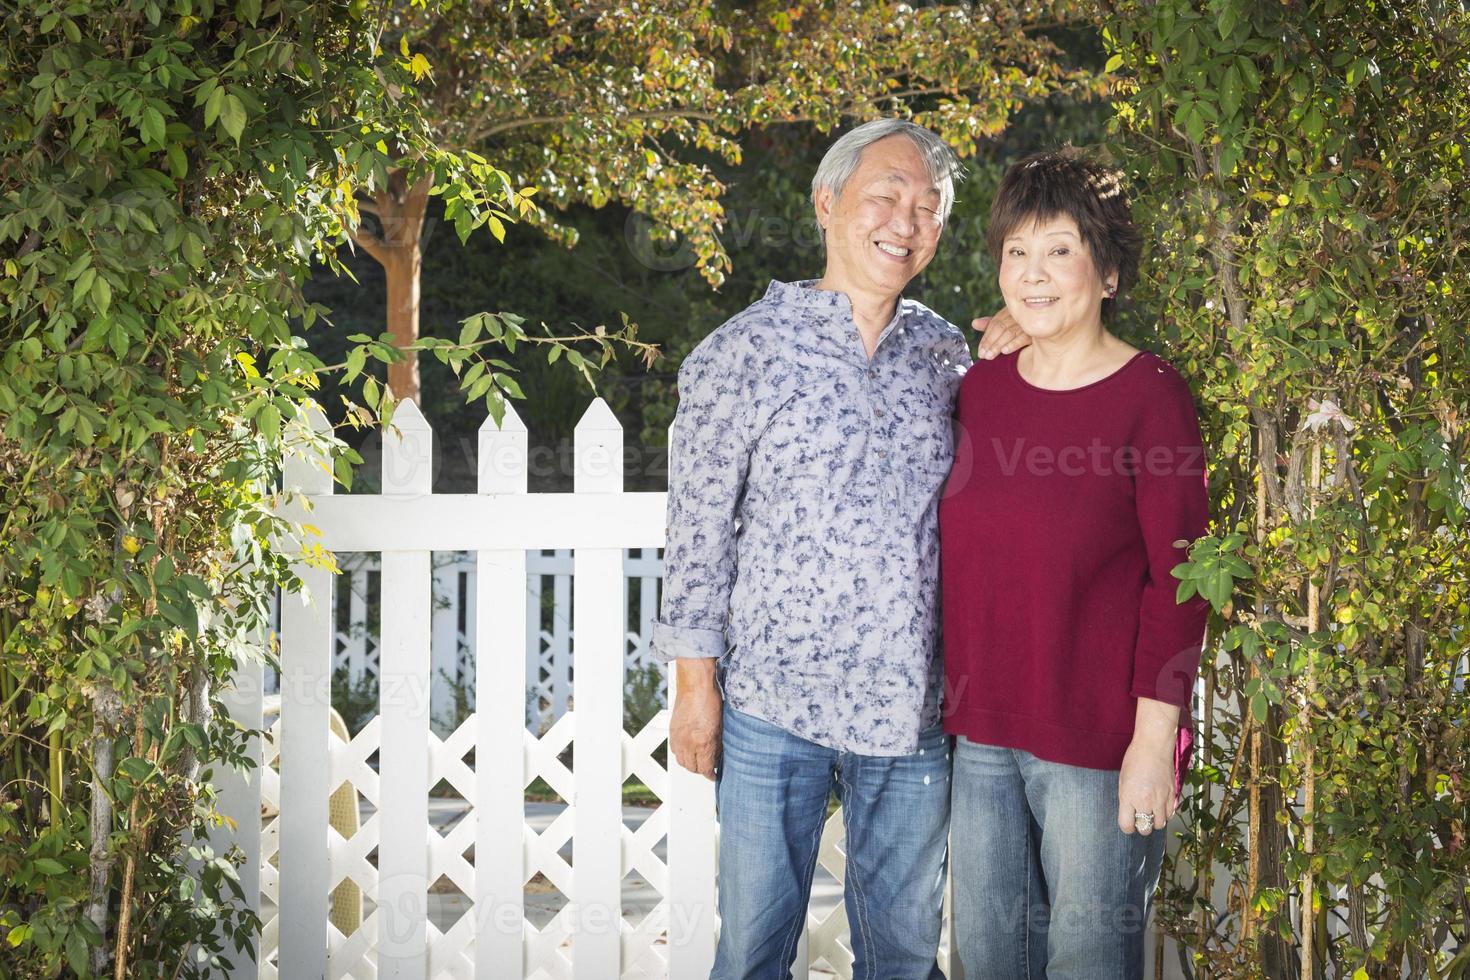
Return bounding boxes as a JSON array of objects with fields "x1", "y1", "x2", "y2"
[{"x1": 651, "y1": 118, "x2": 1023, "y2": 979}]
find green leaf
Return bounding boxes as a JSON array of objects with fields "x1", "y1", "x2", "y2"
[
  {"x1": 204, "y1": 86, "x2": 224, "y2": 127},
  {"x1": 257, "y1": 403, "x2": 281, "y2": 443},
  {"x1": 65, "y1": 930, "x2": 89, "y2": 976},
  {"x1": 73, "y1": 267, "x2": 96, "y2": 305},
  {"x1": 334, "y1": 453, "x2": 355, "y2": 491},
  {"x1": 159, "y1": 593, "x2": 200, "y2": 635},
  {"x1": 1250, "y1": 692, "x2": 1268, "y2": 723},
  {"x1": 1219, "y1": 141, "x2": 1242, "y2": 178},
  {"x1": 220, "y1": 93, "x2": 246, "y2": 143},
  {"x1": 1302, "y1": 105, "x2": 1324, "y2": 139},
  {"x1": 141, "y1": 105, "x2": 166, "y2": 145},
  {"x1": 344, "y1": 346, "x2": 366, "y2": 382},
  {"x1": 167, "y1": 143, "x2": 189, "y2": 179},
  {"x1": 1104, "y1": 53, "x2": 1124, "y2": 73},
  {"x1": 182, "y1": 232, "x2": 205, "y2": 268},
  {"x1": 459, "y1": 317, "x2": 481, "y2": 346},
  {"x1": 1184, "y1": 104, "x2": 1206, "y2": 145},
  {"x1": 1221, "y1": 64, "x2": 1242, "y2": 118},
  {"x1": 109, "y1": 322, "x2": 129, "y2": 358},
  {"x1": 118, "y1": 757, "x2": 157, "y2": 783},
  {"x1": 34, "y1": 858, "x2": 66, "y2": 875},
  {"x1": 178, "y1": 573, "x2": 211, "y2": 598},
  {"x1": 1217, "y1": 5, "x2": 1237, "y2": 39},
  {"x1": 92, "y1": 276, "x2": 111, "y2": 316}
]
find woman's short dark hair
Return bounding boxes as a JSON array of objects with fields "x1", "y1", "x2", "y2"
[{"x1": 986, "y1": 147, "x2": 1141, "y2": 319}]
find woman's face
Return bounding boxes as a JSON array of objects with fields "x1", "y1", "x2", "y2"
[{"x1": 997, "y1": 213, "x2": 1115, "y2": 340}]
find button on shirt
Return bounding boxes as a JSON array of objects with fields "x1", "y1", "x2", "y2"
[{"x1": 652, "y1": 279, "x2": 972, "y2": 755}]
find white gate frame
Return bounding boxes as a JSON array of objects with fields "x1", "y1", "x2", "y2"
[{"x1": 215, "y1": 400, "x2": 728, "y2": 980}]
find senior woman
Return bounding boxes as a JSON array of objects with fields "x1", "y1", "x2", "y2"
[{"x1": 940, "y1": 148, "x2": 1209, "y2": 980}]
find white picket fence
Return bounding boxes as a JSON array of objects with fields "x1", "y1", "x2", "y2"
[
  {"x1": 214, "y1": 398, "x2": 961, "y2": 980},
  {"x1": 262, "y1": 547, "x2": 667, "y2": 736}
]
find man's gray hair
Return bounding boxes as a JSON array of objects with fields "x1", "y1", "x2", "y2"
[{"x1": 811, "y1": 119, "x2": 965, "y2": 221}]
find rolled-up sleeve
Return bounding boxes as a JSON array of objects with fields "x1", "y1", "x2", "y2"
[{"x1": 651, "y1": 330, "x2": 752, "y2": 663}]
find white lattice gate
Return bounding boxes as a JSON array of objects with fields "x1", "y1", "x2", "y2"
[{"x1": 211, "y1": 398, "x2": 949, "y2": 980}]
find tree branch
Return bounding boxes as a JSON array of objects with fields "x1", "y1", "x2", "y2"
[{"x1": 350, "y1": 224, "x2": 391, "y2": 264}]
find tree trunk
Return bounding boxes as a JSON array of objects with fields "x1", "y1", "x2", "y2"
[
  {"x1": 352, "y1": 169, "x2": 432, "y2": 404},
  {"x1": 1243, "y1": 458, "x2": 1298, "y2": 979},
  {"x1": 174, "y1": 663, "x2": 211, "y2": 782},
  {"x1": 86, "y1": 681, "x2": 123, "y2": 975}
]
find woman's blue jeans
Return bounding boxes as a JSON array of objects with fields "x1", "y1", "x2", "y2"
[
  {"x1": 949, "y1": 737, "x2": 1168, "y2": 980},
  {"x1": 711, "y1": 705, "x2": 951, "y2": 980}
]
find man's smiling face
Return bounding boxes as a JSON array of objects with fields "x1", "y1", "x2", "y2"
[{"x1": 815, "y1": 134, "x2": 946, "y2": 299}]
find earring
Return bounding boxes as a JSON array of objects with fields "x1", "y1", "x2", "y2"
[{"x1": 1105, "y1": 285, "x2": 1116, "y2": 298}]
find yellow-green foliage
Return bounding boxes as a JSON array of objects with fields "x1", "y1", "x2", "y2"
[{"x1": 1103, "y1": 1, "x2": 1469, "y2": 975}]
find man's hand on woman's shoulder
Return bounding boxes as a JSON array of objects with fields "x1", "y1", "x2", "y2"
[{"x1": 972, "y1": 306, "x2": 1030, "y2": 360}]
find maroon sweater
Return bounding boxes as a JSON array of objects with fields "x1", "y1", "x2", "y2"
[{"x1": 940, "y1": 349, "x2": 1209, "y2": 771}]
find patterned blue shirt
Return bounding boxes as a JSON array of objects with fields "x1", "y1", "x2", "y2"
[{"x1": 652, "y1": 279, "x2": 971, "y2": 755}]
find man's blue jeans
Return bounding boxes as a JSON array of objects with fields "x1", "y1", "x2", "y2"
[
  {"x1": 712, "y1": 705, "x2": 950, "y2": 980},
  {"x1": 950, "y1": 737, "x2": 1168, "y2": 980}
]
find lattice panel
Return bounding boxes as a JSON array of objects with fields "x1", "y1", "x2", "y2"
[
  {"x1": 328, "y1": 910, "x2": 380, "y2": 980},
  {"x1": 426, "y1": 715, "x2": 478, "y2": 979},
  {"x1": 530, "y1": 628, "x2": 569, "y2": 732},
  {"x1": 258, "y1": 717, "x2": 283, "y2": 979},
  {"x1": 808, "y1": 810, "x2": 854, "y2": 977},
  {"x1": 333, "y1": 629, "x2": 381, "y2": 679},
  {"x1": 525, "y1": 907, "x2": 576, "y2": 980},
  {"x1": 620, "y1": 710, "x2": 672, "y2": 979},
  {"x1": 326, "y1": 715, "x2": 382, "y2": 980},
  {"x1": 524, "y1": 712, "x2": 577, "y2": 978}
]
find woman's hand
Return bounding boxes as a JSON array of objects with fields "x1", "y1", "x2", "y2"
[
  {"x1": 1117, "y1": 697, "x2": 1181, "y2": 835},
  {"x1": 972, "y1": 306, "x2": 1030, "y2": 360}
]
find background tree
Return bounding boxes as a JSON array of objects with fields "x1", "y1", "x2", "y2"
[
  {"x1": 0, "y1": 0, "x2": 639, "y2": 974},
  {"x1": 348, "y1": 0, "x2": 1101, "y2": 402},
  {"x1": 1103, "y1": 1, "x2": 1469, "y2": 976}
]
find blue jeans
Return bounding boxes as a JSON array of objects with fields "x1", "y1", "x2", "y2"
[
  {"x1": 949, "y1": 738, "x2": 1167, "y2": 980},
  {"x1": 712, "y1": 704, "x2": 950, "y2": 980}
]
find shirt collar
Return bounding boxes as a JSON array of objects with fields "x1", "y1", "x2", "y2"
[{"x1": 763, "y1": 278, "x2": 909, "y2": 332}]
